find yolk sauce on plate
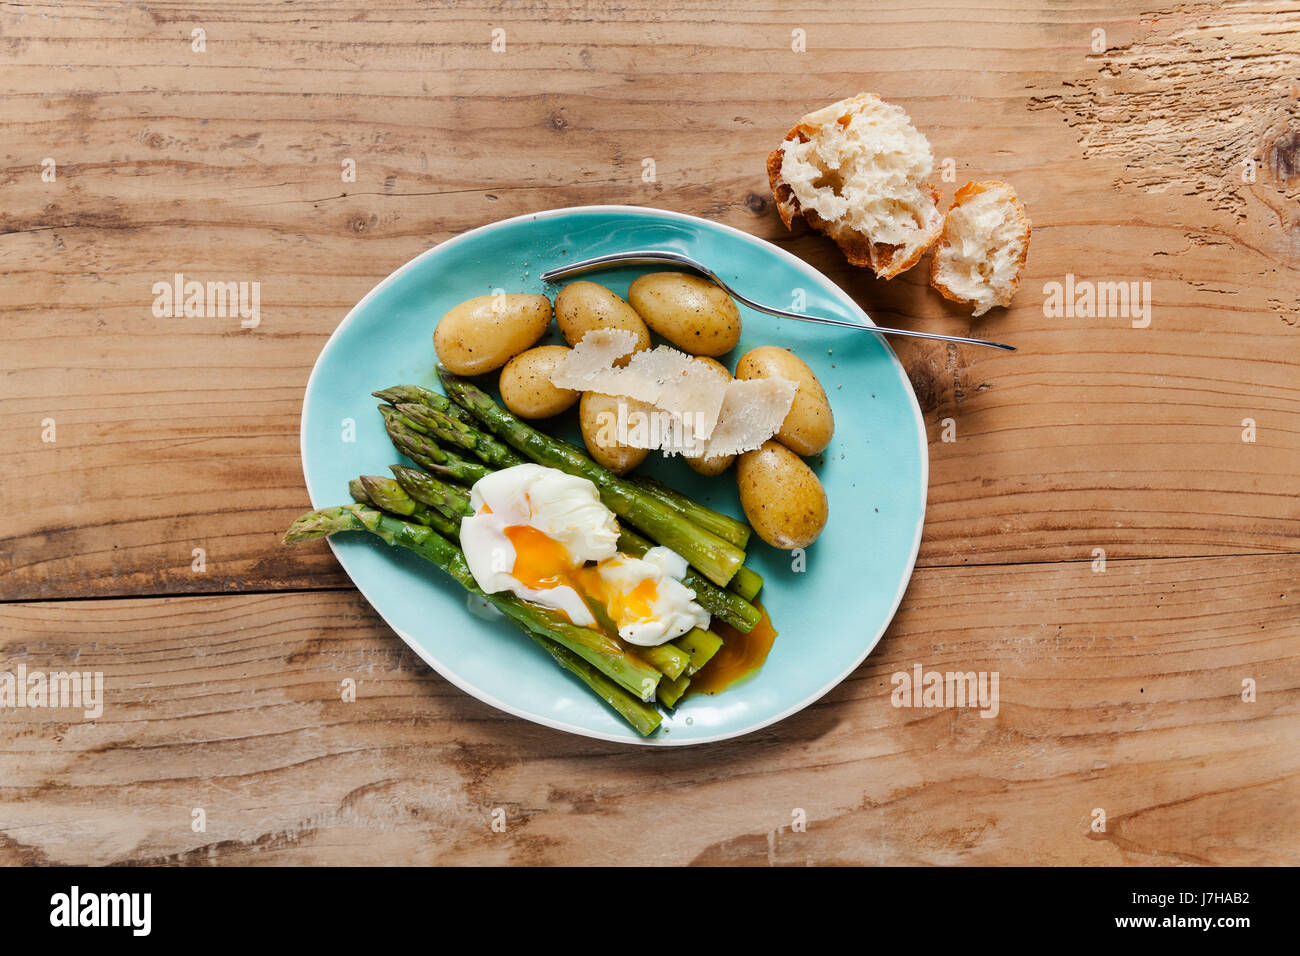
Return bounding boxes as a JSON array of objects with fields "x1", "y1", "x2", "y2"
[{"x1": 689, "y1": 600, "x2": 777, "y2": 695}]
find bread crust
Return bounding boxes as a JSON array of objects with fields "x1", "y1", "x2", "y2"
[
  {"x1": 766, "y1": 118, "x2": 942, "y2": 280},
  {"x1": 929, "y1": 180, "x2": 1031, "y2": 312}
]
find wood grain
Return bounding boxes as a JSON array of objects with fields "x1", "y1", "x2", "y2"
[
  {"x1": 2, "y1": 0, "x2": 1298, "y2": 600},
  {"x1": 1, "y1": 0, "x2": 1297, "y2": 867},
  {"x1": 1, "y1": 554, "x2": 1295, "y2": 866}
]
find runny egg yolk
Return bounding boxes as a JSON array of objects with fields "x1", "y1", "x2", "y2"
[
  {"x1": 574, "y1": 566, "x2": 659, "y2": 628},
  {"x1": 503, "y1": 526, "x2": 660, "y2": 630},
  {"x1": 459, "y1": 464, "x2": 708, "y2": 645},
  {"x1": 503, "y1": 524, "x2": 575, "y2": 591}
]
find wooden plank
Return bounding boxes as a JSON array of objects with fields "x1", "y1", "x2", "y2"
[
  {"x1": 2, "y1": 0, "x2": 1297, "y2": 599},
  {"x1": 1, "y1": 554, "x2": 1295, "y2": 865}
]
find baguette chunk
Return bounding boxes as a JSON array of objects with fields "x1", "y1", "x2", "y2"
[
  {"x1": 929, "y1": 181, "x2": 1031, "y2": 316},
  {"x1": 767, "y1": 93, "x2": 943, "y2": 279}
]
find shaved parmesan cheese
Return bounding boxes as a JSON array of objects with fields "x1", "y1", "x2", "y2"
[
  {"x1": 624, "y1": 348, "x2": 728, "y2": 441},
  {"x1": 550, "y1": 329, "x2": 642, "y2": 395},
  {"x1": 550, "y1": 331, "x2": 798, "y2": 459},
  {"x1": 701, "y1": 378, "x2": 799, "y2": 457}
]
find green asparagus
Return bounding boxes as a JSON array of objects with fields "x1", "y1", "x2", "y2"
[
  {"x1": 625, "y1": 474, "x2": 750, "y2": 549},
  {"x1": 528, "y1": 632, "x2": 661, "y2": 735},
  {"x1": 283, "y1": 504, "x2": 663, "y2": 706},
  {"x1": 383, "y1": 382, "x2": 754, "y2": 554},
  {"x1": 438, "y1": 369, "x2": 747, "y2": 588},
  {"x1": 378, "y1": 404, "x2": 492, "y2": 484},
  {"x1": 674, "y1": 627, "x2": 724, "y2": 676},
  {"x1": 389, "y1": 464, "x2": 473, "y2": 520},
  {"x1": 729, "y1": 565, "x2": 764, "y2": 602},
  {"x1": 348, "y1": 478, "x2": 373, "y2": 506},
  {"x1": 656, "y1": 673, "x2": 691, "y2": 709},
  {"x1": 357, "y1": 475, "x2": 460, "y2": 538},
  {"x1": 394, "y1": 402, "x2": 527, "y2": 470},
  {"x1": 373, "y1": 384, "x2": 479, "y2": 428}
]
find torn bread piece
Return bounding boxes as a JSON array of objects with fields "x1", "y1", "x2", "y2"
[
  {"x1": 929, "y1": 181, "x2": 1031, "y2": 317},
  {"x1": 767, "y1": 92, "x2": 944, "y2": 279}
]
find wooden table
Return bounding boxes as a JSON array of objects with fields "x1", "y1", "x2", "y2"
[{"x1": 2, "y1": 0, "x2": 1297, "y2": 866}]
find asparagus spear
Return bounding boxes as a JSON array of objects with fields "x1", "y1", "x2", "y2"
[
  {"x1": 389, "y1": 465, "x2": 473, "y2": 520},
  {"x1": 617, "y1": 526, "x2": 760, "y2": 633},
  {"x1": 656, "y1": 673, "x2": 691, "y2": 709},
  {"x1": 625, "y1": 474, "x2": 750, "y2": 549},
  {"x1": 373, "y1": 384, "x2": 479, "y2": 427},
  {"x1": 394, "y1": 402, "x2": 527, "y2": 470},
  {"x1": 382, "y1": 383, "x2": 754, "y2": 553},
  {"x1": 283, "y1": 505, "x2": 661, "y2": 704},
  {"x1": 357, "y1": 475, "x2": 460, "y2": 538},
  {"x1": 674, "y1": 627, "x2": 724, "y2": 676},
  {"x1": 528, "y1": 633, "x2": 661, "y2": 735},
  {"x1": 729, "y1": 565, "x2": 764, "y2": 602},
  {"x1": 348, "y1": 478, "x2": 373, "y2": 506},
  {"x1": 438, "y1": 369, "x2": 747, "y2": 588},
  {"x1": 378, "y1": 405, "x2": 492, "y2": 484}
]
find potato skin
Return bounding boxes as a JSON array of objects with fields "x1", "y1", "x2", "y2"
[
  {"x1": 579, "y1": 391, "x2": 648, "y2": 475},
  {"x1": 434, "y1": 293, "x2": 552, "y2": 376},
  {"x1": 736, "y1": 440, "x2": 828, "y2": 549},
  {"x1": 683, "y1": 356, "x2": 737, "y2": 476},
  {"x1": 555, "y1": 282, "x2": 651, "y2": 355},
  {"x1": 735, "y1": 346, "x2": 834, "y2": 456},
  {"x1": 499, "y1": 346, "x2": 580, "y2": 419},
  {"x1": 627, "y1": 273, "x2": 742, "y2": 356}
]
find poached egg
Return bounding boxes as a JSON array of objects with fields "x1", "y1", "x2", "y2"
[{"x1": 459, "y1": 463, "x2": 709, "y2": 646}]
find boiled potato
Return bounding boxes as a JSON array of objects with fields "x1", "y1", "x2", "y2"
[
  {"x1": 684, "y1": 356, "x2": 737, "y2": 476},
  {"x1": 627, "y1": 272, "x2": 741, "y2": 356},
  {"x1": 736, "y1": 440, "x2": 828, "y2": 549},
  {"x1": 579, "y1": 391, "x2": 648, "y2": 475},
  {"x1": 499, "y1": 346, "x2": 580, "y2": 419},
  {"x1": 735, "y1": 346, "x2": 834, "y2": 456},
  {"x1": 555, "y1": 282, "x2": 651, "y2": 356},
  {"x1": 434, "y1": 293, "x2": 552, "y2": 376}
]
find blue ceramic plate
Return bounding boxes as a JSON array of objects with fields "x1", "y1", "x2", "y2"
[{"x1": 301, "y1": 205, "x2": 927, "y2": 745}]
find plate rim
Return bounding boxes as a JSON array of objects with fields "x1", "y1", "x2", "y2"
[{"x1": 300, "y1": 203, "x2": 929, "y2": 746}]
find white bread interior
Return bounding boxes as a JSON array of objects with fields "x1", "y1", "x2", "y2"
[
  {"x1": 768, "y1": 93, "x2": 944, "y2": 279},
  {"x1": 929, "y1": 181, "x2": 1031, "y2": 316}
]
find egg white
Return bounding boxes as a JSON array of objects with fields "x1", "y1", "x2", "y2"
[
  {"x1": 459, "y1": 463, "x2": 710, "y2": 646},
  {"x1": 460, "y1": 464, "x2": 618, "y2": 626},
  {"x1": 593, "y1": 547, "x2": 711, "y2": 646}
]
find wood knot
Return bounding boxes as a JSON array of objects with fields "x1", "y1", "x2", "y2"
[
  {"x1": 1265, "y1": 127, "x2": 1300, "y2": 183},
  {"x1": 744, "y1": 192, "x2": 769, "y2": 215}
]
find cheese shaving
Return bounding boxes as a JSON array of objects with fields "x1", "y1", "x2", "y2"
[
  {"x1": 550, "y1": 332, "x2": 798, "y2": 459},
  {"x1": 702, "y1": 378, "x2": 799, "y2": 456},
  {"x1": 624, "y1": 348, "x2": 728, "y2": 441},
  {"x1": 549, "y1": 329, "x2": 644, "y2": 396}
]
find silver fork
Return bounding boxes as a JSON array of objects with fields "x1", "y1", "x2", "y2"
[{"x1": 540, "y1": 249, "x2": 1016, "y2": 352}]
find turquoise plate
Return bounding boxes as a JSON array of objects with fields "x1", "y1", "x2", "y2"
[{"x1": 301, "y1": 205, "x2": 927, "y2": 745}]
